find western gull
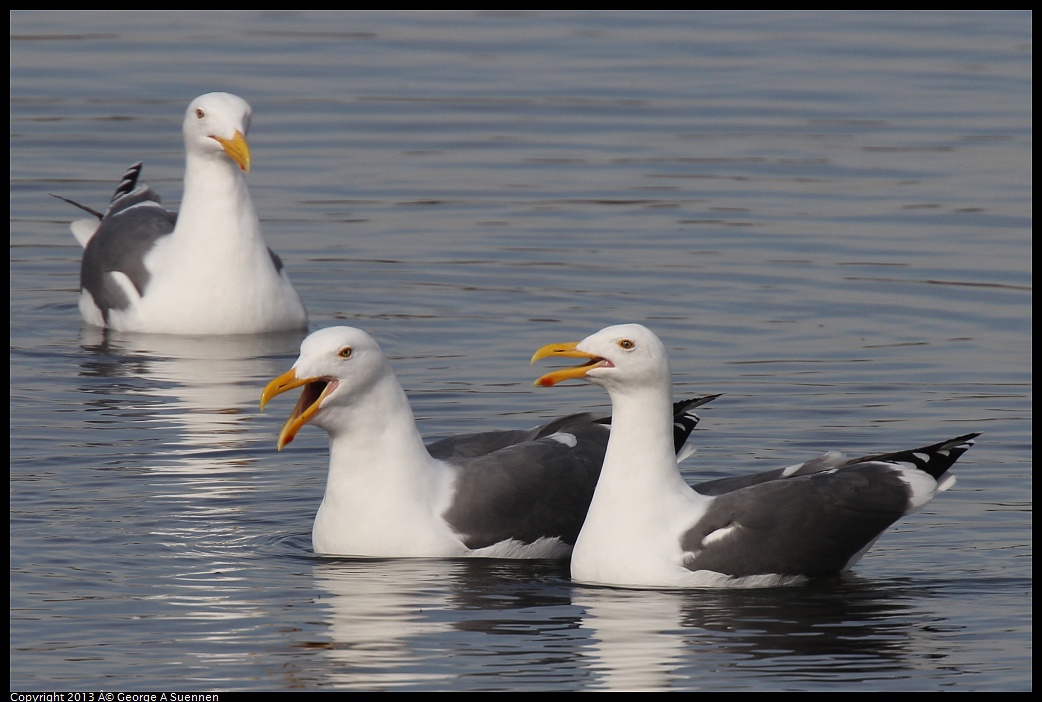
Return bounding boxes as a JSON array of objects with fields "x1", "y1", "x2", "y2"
[
  {"x1": 259, "y1": 325, "x2": 716, "y2": 558},
  {"x1": 55, "y1": 92, "x2": 307, "y2": 335},
  {"x1": 532, "y1": 323, "x2": 979, "y2": 589}
]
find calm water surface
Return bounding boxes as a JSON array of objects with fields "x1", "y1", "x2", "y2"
[{"x1": 10, "y1": 10, "x2": 1031, "y2": 691}]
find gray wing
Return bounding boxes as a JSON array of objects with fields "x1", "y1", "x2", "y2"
[
  {"x1": 428, "y1": 394, "x2": 717, "y2": 462},
  {"x1": 432, "y1": 395, "x2": 719, "y2": 550},
  {"x1": 693, "y1": 451, "x2": 847, "y2": 496},
  {"x1": 682, "y1": 464, "x2": 912, "y2": 577},
  {"x1": 680, "y1": 433, "x2": 979, "y2": 578},
  {"x1": 441, "y1": 414, "x2": 610, "y2": 549},
  {"x1": 694, "y1": 432, "x2": 978, "y2": 496},
  {"x1": 70, "y1": 163, "x2": 177, "y2": 321},
  {"x1": 425, "y1": 412, "x2": 602, "y2": 462}
]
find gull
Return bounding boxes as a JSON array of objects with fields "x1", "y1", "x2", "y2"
[
  {"x1": 533, "y1": 323, "x2": 978, "y2": 588},
  {"x1": 56, "y1": 92, "x2": 306, "y2": 335},
  {"x1": 260, "y1": 325, "x2": 714, "y2": 558}
]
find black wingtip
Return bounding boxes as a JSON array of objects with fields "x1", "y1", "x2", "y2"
[
  {"x1": 49, "y1": 192, "x2": 104, "y2": 219},
  {"x1": 672, "y1": 394, "x2": 721, "y2": 452},
  {"x1": 50, "y1": 161, "x2": 148, "y2": 220},
  {"x1": 111, "y1": 162, "x2": 144, "y2": 203},
  {"x1": 674, "y1": 394, "x2": 722, "y2": 414},
  {"x1": 856, "y1": 431, "x2": 981, "y2": 480}
]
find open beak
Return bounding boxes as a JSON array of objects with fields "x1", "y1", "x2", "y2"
[
  {"x1": 530, "y1": 341, "x2": 610, "y2": 386},
  {"x1": 260, "y1": 368, "x2": 335, "y2": 450},
  {"x1": 211, "y1": 130, "x2": 251, "y2": 172}
]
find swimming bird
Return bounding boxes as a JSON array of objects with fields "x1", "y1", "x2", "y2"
[
  {"x1": 56, "y1": 92, "x2": 307, "y2": 335},
  {"x1": 532, "y1": 323, "x2": 979, "y2": 588},
  {"x1": 259, "y1": 325, "x2": 715, "y2": 558}
]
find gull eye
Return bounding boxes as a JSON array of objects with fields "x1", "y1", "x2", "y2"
[
  {"x1": 338, "y1": 346, "x2": 353, "y2": 359},
  {"x1": 618, "y1": 338, "x2": 635, "y2": 350},
  {"x1": 195, "y1": 108, "x2": 205, "y2": 119}
]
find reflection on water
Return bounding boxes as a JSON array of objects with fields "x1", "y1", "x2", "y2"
[
  {"x1": 10, "y1": 9, "x2": 1030, "y2": 692},
  {"x1": 76, "y1": 326, "x2": 304, "y2": 462},
  {"x1": 304, "y1": 562, "x2": 963, "y2": 692},
  {"x1": 309, "y1": 558, "x2": 580, "y2": 689},
  {"x1": 574, "y1": 587, "x2": 690, "y2": 691},
  {"x1": 311, "y1": 561, "x2": 457, "y2": 689},
  {"x1": 575, "y1": 579, "x2": 960, "y2": 691}
]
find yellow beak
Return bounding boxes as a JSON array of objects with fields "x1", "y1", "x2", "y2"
[
  {"x1": 530, "y1": 341, "x2": 605, "y2": 387},
  {"x1": 260, "y1": 368, "x2": 333, "y2": 450},
  {"x1": 211, "y1": 129, "x2": 251, "y2": 172}
]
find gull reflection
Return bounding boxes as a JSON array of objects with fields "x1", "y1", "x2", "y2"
[
  {"x1": 572, "y1": 587, "x2": 689, "y2": 691},
  {"x1": 75, "y1": 326, "x2": 307, "y2": 544},
  {"x1": 573, "y1": 578, "x2": 938, "y2": 691},
  {"x1": 308, "y1": 557, "x2": 580, "y2": 689},
  {"x1": 77, "y1": 325, "x2": 304, "y2": 463},
  {"x1": 310, "y1": 558, "x2": 457, "y2": 690}
]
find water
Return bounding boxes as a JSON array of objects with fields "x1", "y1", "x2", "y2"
[{"x1": 10, "y1": 10, "x2": 1031, "y2": 691}]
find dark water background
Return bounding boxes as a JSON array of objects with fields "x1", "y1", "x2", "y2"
[{"x1": 10, "y1": 10, "x2": 1031, "y2": 691}]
